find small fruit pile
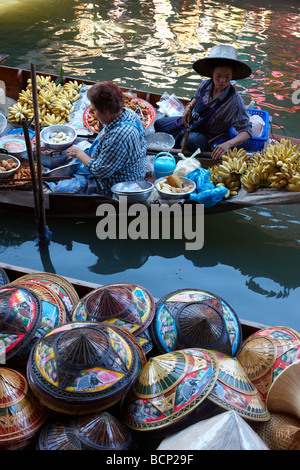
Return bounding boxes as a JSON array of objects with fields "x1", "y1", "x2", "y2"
[
  {"x1": 209, "y1": 139, "x2": 300, "y2": 198},
  {"x1": 7, "y1": 76, "x2": 83, "y2": 126}
]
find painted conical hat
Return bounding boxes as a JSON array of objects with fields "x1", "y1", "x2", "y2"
[
  {"x1": 151, "y1": 289, "x2": 242, "y2": 356},
  {"x1": 121, "y1": 348, "x2": 219, "y2": 432},
  {"x1": 0, "y1": 285, "x2": 42, "y2": 361},
  {"x1": 12, "y1": 272, "x2": 80, "y2": 318},
  {"x1": 37, "y1": 411, "x2": 134, "y2": 450},
  {"x1": 0, "y1": 368, "x2": 48, "y2": 449},
  {"x1": 237, "y1": 326, "x2": 300, "y2": 401},
  {"x1": 207, "y1": 352, "x2": 270, "y2": 421},
  {"x1": 27, "y1": 321, "x2": 140, "y2": 415},
  {"x1": 72, "y1": 283, "x2": 156, "y2": 351}
]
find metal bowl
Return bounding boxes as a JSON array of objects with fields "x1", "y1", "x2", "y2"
[
  {"x1": 111, "y1": 180, "x2": 154, "y2": 203},
  {"x1": 40, "y1": 124, "x2": 77, "y2": 151},
  {"x1": 154, "y1": 176, "x2": 196, "y2": 199},
  {"x1": 0, "y1": 154, "x2": 21, "y2": 179},
  {"x1": 145, "y1": 132, "x2": 175, "y2": 149}
]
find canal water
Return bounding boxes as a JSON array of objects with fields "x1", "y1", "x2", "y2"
[{"x1": 0, "y1": 0, "x2": 299, "y2": 330}]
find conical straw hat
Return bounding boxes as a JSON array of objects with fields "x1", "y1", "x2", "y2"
[
  {"x1": 252, "y1": 412, "x2": 300, "y2": 450},
  {"x1": 193, "y1": 44, "x2": 252, "y2": 80},
  {"x1": 267, "y1": 360, "x2": 300, "y2": 419}
]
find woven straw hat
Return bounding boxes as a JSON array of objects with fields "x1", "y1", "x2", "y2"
[
  {"x1": 193, "y1": 45, "x2": 252, "y2": 80},
  {"x1": 252, "y1": 413, "x2": 300, "y2": 450}
]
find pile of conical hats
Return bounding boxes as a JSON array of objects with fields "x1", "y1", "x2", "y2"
[{"x1": 1, "y1": 270, "x2": 300, "y2": 450}]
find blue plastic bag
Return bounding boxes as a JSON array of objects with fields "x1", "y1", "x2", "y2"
[{"x1": 186, "y1": 167, "x2": 228, "y2": 207}]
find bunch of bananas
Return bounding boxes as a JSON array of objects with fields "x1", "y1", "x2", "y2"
[
  {"x1": 209, "y1": 147, "x2": 248, "y2": 197},
  {"x1": 241, "y1": 138, "x2": 300, "y2": 192},
  {"x1": 7, "y1": 75, "x2": 83, "y2": 126}
]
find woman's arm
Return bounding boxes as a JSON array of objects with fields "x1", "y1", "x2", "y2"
[
  {"x1": 211, "y1": 131, "x2": 251, "y2": 160},
  {"x1": 182, "y1": 98, "x2": 196, "y2": 127},
  {"x1": 66, "y1": 145, "x2": 92, "y2": 165}
]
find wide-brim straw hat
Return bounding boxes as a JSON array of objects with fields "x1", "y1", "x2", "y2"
[{"x1": 193, "y1": 45, "x2": 252, "y2": 80}]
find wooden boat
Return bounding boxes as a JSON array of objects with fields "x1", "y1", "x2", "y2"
[
  {"x1": 0, "y1": 61, "x2": 300, "y2": 218},
  {"x1": 0, "y1": 260, "x2": 267, "y2": 339}
]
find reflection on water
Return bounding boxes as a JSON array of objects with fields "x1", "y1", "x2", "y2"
[
  {"x1": 0, "y1": 0, "x2": 299, "y2": 329},
  {"x1": 0, "y1": 205, "x2": 299, "y2": 330}
]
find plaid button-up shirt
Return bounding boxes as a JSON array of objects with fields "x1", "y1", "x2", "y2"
[
  {"x1": 193, "y1": 79, "x2": 252, "y2": 140},
  {"x1": 86, "y1": 108, "x2": 147, "y2": 195}
]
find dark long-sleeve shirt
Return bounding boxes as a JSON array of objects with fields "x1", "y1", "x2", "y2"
[{"x1": 192, "y1": 79, "x2": 252, "y2": 139}]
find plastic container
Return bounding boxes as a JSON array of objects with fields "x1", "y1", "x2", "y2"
[
  {"x1": 229, "y1": 109, "x2": 269, "y2": 152},
  {"x1": 153, "y1": 152, "x2": 176, "y2": 179}
]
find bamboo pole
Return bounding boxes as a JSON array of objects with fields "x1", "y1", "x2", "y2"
[
  {"x1": 180, "y1": 127, "x2": 191, "y2": 155},
  {"x1": 30, "y1": 63, "x2": 48, "y2": 242},
  {"x1": 21, "y1": 117, "x2": 40, "y2": 223}
]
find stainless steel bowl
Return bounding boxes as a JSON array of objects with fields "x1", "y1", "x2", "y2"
[
  {"x1": 145, "y1": 132, "x2": 175, "y2": 149},
  {"x1": 0, "y1": 154, "x2": 21, "y2": 179},
  {"x1": 40, "y1": 124, "x2": 77, "y2": 151},
  {"x1": 111, "y1": 180, "x2": 154, "y2": 203},
  {"x1": 154, "y1": 176, "x2": 196, "y2": 199}
]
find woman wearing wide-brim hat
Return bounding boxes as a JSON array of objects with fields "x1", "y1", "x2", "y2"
[{"x1": 154, "y1": 45, "x2": 253, "y2": 159}]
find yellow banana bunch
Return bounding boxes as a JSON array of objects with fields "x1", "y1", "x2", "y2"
[
  {"x1": 38, "y1": 89, "x2": 56, "y2": 107},
  {"x1": 224, "y1": 147, "x2": 248, "y2": 160},
  {"x1": 7, "y1": 102, "x2": 27, "y2": 123},
  {"x1": 18, "y1": 89, "x2": 33, "y2": 105},
  {"x1": 209, "y1": 147, "x2": 249, "y2": 197},
  {"x1": 8, "y1": 74, "x2": 84, "y2": 126},
  {"x1": 45, "y1": 82, "x2": 63, "y2": 96},
  {"x1": 43, "y1": 113, "x2": 65, "y2": 126},
  {"x1": 52, "y1": 98, "x2": 74, "y2": 119},
  {"x1": 63, "y1": 80, "x2": 83, "y2": 93},
  {"x1": 240, "y1": 164, "x2": 273, "y2": 192}
]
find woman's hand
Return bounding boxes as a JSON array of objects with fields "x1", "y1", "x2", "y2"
[
  {"x1": 182, "y1": 107, "x2": 192, "y2": 127},
  {"x1": 66, "y1": 145, "x2": 91, "y2": 165},
  {"x1": 211, "y1": 140, "x2": 232, "y2": 160}
]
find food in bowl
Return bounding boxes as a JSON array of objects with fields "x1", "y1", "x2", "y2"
[
  {"x1": 48, "y1": 131, "x2": 74, "y2": 144},
  {"x1": 157, "y1": 174, "x2": 194, "y2": 194},
  {"x1": 0, "y1": 158, "x2": 19, "y2": 173}
]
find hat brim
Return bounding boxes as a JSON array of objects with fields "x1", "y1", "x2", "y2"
[{"x1": 192, "y1": 57, "x2": 252, "y2": 80}]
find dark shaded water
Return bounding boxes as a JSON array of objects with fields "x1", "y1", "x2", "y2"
[{"x1": 0, "y1": 0, "x2": 299, "y2": 329}]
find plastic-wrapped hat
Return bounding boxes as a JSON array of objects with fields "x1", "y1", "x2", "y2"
[
  {"x1": 0, "y1": 367, "x2": 48, "y2": 450},
  {"x1": 72, "y1": 283, "x2": 155, "y2": 353},
  {"x1": 37, "y1": 411, "x2": 135, "y2": 450},
  {"x1": 13, "y1": 272, "x2": 80, "y2": 319},
  {"x1": 157, "y1": 410, "x2": 269, "y2": 450},
  {"x1": 121, "y1": 348, "x2": 219, "y2": 435},
  {"x1": 0, "y1": 284, "x2": 42, "y2": 361},
  {"x1": 27, "y1": 321, "x2": 140, "y2": 415},
  {"x1": 151, "y1": 289, "x2": 242, "y2": 356},
  {"x1": 237, "y1": 326, "x2": 300, "y2": 402},
  {"x1": 193, "y1": 44, "x2": 252, "y2": 80},
  {"x1": 207, "y1": 351, "x2": 270, "y2": 422}
]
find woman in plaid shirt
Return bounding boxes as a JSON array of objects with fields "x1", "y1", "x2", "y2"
[
  {"x1": 67, "y1": 82, "x2": 147, "y2": 195},
  {"x1": 154, "y1": 45, "x2": 253, "y2": 160}
]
